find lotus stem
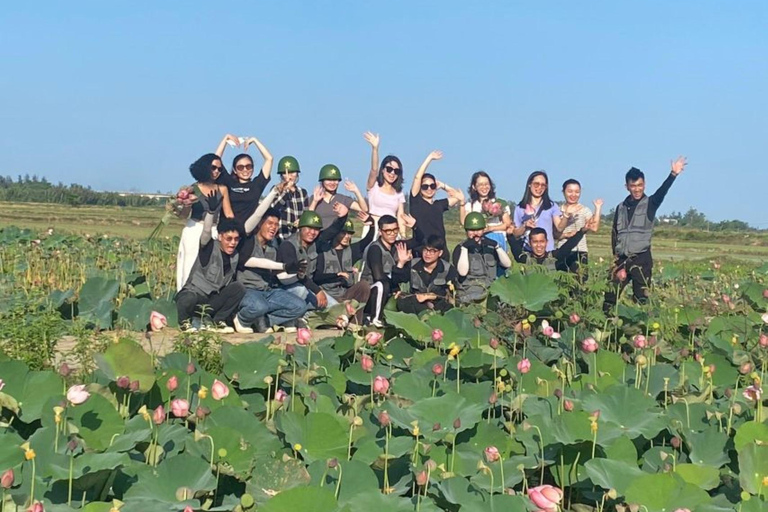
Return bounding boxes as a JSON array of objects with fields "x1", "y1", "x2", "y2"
[
  {"x1": 291, "y1": 359, "x2": 297, "y2": 412},
  {"x1": 67, "y1": 451, "x2": 74, "y2": 506},
  {"x1": 498, "y1": 455, "x2": 505, "y2": 495},
  {"x1": 383, "y1": 424, "x2": 391, "y2": 493},
  {"x1": 305, "y1": 344, "x2": 312, "y2": 384},
  {"x1": 334, "y1": 464, "x2": 343, "y2": 499},
  {"x1": 531, "y1": 425, "x2": 545, "y2": 484}
]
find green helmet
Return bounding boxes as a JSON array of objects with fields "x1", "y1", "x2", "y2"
[
  {"x1": 318, "y1": 164, "x2": 342, "y2": 181},
  {"x1": 298, "y1": 210, "x2": 323, "y2": 229},
  {"x1": 463, "y1": 212, "x2": 487, "y2": 230},
  {"x1": 277, "y1": 156, "x2": 300, "y2": 174},
  {"x1": 342, "y1": 219, "x2": 355, "y2": 234}
]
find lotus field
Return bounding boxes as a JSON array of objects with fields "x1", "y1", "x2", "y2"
[{"x1": 3, "y1": 227, "x2": 768, "y2": 512}]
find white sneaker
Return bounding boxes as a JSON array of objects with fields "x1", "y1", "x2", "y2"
[
  {"x1": 211, "y1": 322, "x2": 235, "y2": 334},
  {"x1": 233, "y1": 316, "x2": 254, "y2": 334}
]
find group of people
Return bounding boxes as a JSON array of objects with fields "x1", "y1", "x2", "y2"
[{"x1": 174, "y1": 132, "x2": 688, "y2": 333}]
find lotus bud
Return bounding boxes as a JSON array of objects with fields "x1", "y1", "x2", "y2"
[
  {"x1": 431, "y1": 329, "x2": 444, "y2": 344},
  {"x1": 680, "y1": 347, "x2": 690, "y2": 358},
  {"x1": 166, "y1": 375, "x2": 178, "y2": 392},
  {"x1": 1, "y1": 468, "x2": 14, "y2": 489},
  {"x1": 296, "y1": 327, "x2": 312, "y2": 345},
  {"x1": 361, "y1": 354, "x2": 374, "y2": 373},
  {"x1": 432, "y1": 422, "x2": 441, "y2": 431},
  {"x1": 196, "y1": 406, "x2": 210, "y2": 420},
  {"x1": 171, "y1": 398, "x2": 189, "y2": 418},
  {"x1": 372, "y1": 376, "x2": 390, "y2": 395},
  {"x1": 378, "y1": 410, "x2": 391, "y2": 427},
  {"x1": 186, "y1": 362, "x2": 196, "y2": 375},
  {"x1": 67, "y1": 437, "x2": 79, "y2": 453},
  {"x1": 66, "y1": 384, "x2": 90, "y2": 405},
  {"x1": 636, "y1": 355, "x2": 648, "y2": 367},
  {"x1": 528, "y1": 485, "x2": 564, "y2": 511},
  {"x1": 724, "y1": 387, "x2": 733, "y2": 398},
  {"x1": 285, "y1": 343, "x2": 295, "y2": 355},
  {"x1": 740, "y1": 362, "x2": 754, "y2": 375},
  {"x1": 366, "y1": 331, "x2": 383, "y2": 347},
  {"x1": 484, "y1": 446, "x2": 500, "y2": 463},
  {"x1": 425, "y1": 459, "x2": 437, "y2": 472},
  {"x1": 760, "y1": 334, "x2": 768, "y2": 348},
  {"x1": 152, "y1": 405, "x2": 165, "y2": 425},
  {"x1": 517, "y1": 358, "x2": 531, "y2": 374},
  {"x1": 453, "y1": 418, "x2": 461, "y2": 429},
  {"x1": 58, "y1": 362, "x2": 72, "y2": 378},
  {"x1": 563, "y1": 400, "x2": 574, "y2": 412},
  {"x1": 569, "y1": 313, "x2": 580, "y2": 324},
  {"x1": 489, "y1": 392, "x2": 497, "y2": 405},
  {"x1": 149, "y1": 311, "x2": 167, "y2": 332},
  {"x1": 432, "y1": 363, "x2": 444, "y2": 376},
  {"x1": 553, "y1": 389, "x2": 562, "y2": 399},
  {"x1": 670, "y1": 436, "x2": 681, "y2": 449},
  {"x1": 30, "y1": 502, "x2": 44, "y2": 512},
  {"x1": 116, "y1": 376, "x2": 130, "y2": 389},
  {"x1": 581, "y1": 337, "x2": 599, "y2": 353},
  {"x1": 633, "y1": 334, "x2": 647, "y2": 349},
  {"x1": 275, "y1": 389, "x2": 288, "y2": 403},
  {"x1": 416, "y1": 470, "x2": 428, "y2": 486},
  {"x1": 211, "y1": 379, "x2": 230, "y2": 400},
  {"x1": 489, "y1": 338, "x2": 499, "y2": 349}
]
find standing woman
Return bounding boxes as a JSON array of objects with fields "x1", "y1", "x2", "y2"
[
  {"x1": 556, "y1": 179, "x2": 603, "y2": 277},
  {"x1": 459, "y1": 171, "x2": 512, "y2": 251},
  {"x1": 271, "y1": 156, "x2": 309, "y2": 242},
  {"x1": 363, "y1": 132, "x2": 407, "y2": 237},
  {"x1": 215, "y1": 134, "x2": 273, "y2": 225},
  {"x1": 176, "y1": 153, "x2": 234, "y2": 291},
  {"x1": 511, "y1": 171, "x2": 568, "y2": 252}
]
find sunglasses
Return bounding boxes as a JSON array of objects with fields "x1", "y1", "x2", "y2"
[
  {"x1": 211, "y1": 165, "x2": 223, "y2": 172},
  {"x1": 421, "y1": 183, "x2": 437, "y2": 191},
  {"x1": 531, "y1": 182, "x2": 547, "y2": 188},
  {"x1": 384, "y1": 165, "x2": 401, "y2": 175},
  {"x1": 235, "y1": 164, "x2": 254, "y2": 171},
  {"x1": 221, "y1": 235, "x2": 240, "y2": 243}
]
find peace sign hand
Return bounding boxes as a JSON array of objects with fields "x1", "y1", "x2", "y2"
[{"x1": 670, "y1": 156, "x2": 688, "y2": 176}]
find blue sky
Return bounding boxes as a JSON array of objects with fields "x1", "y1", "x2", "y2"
[{"x1": 1, "y1": 2, "x2": 766, "y2": 226}]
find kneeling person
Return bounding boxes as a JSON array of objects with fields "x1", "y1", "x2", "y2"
[
  {"x1": 508, "y1": 221, "x2": 595, "y2": 269},
  {"x1": 452, "y1": 212, "x2": 512, "y2": 305},
  {"x1": 397, "y1": 235, "x2": 457, "y2": 314},
  {"x1": 176, "y1": 209, "x2": 245, "y2": 333},
  {"x1": 234, "y1": 207, "x2": 309, "y2": 333}
]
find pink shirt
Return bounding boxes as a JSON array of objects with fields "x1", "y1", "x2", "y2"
[{"x1": 367, "y1": 183, "x2": 405, "y2": 217}]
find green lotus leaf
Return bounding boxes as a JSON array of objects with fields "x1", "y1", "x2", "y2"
[
  {"x1": 78, "y1": 276, "x2": 120, "y2": 329},
  {"x1": 207, "y1": 406, "x2": 282, "y2": 456},
  {"x1": 0, "y1": 359, "x2": 30, "y2": 406},
  {"x1": 105, "y1": 429, "x2": 152, "y2": 453},
  {"x1": 603, "y1": 435, "x2": 639, "y2": 465},
  {"x1": 15, "y1": 369, "x2": 63, "y2": 423},
  {"x1": 582, "y1": 386, "x2": 667, "y2": 439},
  {"x1": 49, "y1": 452, "x2": 130, "y2": 481},
  {"x1": 584, "y1": 458, "x2": 645, "y2": 495},
  {"x1": 245, "y1": 456, "x2": 312, "y2": 506},
  {"x1": 351, "y1": 434, "x2": 413, "y2": 466},
  {"x1": 275, "y1": 411, "x2": 349, "y2": 463},
  {"x1": 391, "y1": 370, "x2": 435, "y2": 402},
  {"x1": 385, "y1": 310, "x2": 433, "y2": 343},
  {"x1": 459, "y1": 495, "x2": 530, "y2": 512},
  {"x1": 426, "y1": 313, "x2": 471, "y2": 347},
  {"x1": 116, "y1": 297, "x2": 155, "y2": 331},
  {"x1": 93, "y1": 339, "x2": 156, "y2": 392},
  {"x1": 405, "y1": 392, "x2": 485, "y2": 441},
  {"x1": 490, "y1": 272, "x2": 559, "y2": 311},
  {"x1": 674, "y1": 463, "x2": 721, "y2": 490},
  {"x1": 666, "y1": 401, "x2": 710, "y2": 433},
  {"x1": 334, "y1": 460, "x2": 380, "y2": 505},
  {"x1": 337, "y1": 489, "x2": 413, "y2": 512},
  {"x1": 514, "y1": 358, "x2": 559, "y2": 397},
  {"x1": 685, "y1": 427, "x2": 729, "y2": 467},
  {"x1": 69, "y1": 393, "x2": 125, "y2": 451},
  {"x1": 200, "y1": 425, "x2": 256, "y2": 478},
  {"x1": 735, "y1": 421, "x2": 768, "y2": 451},
  {"x1": 0, "y1": 430, "x2": 26, "y2": 470},
  {"x1": 738, "y1": 443, "x2": 768, "y2": 495},
  {"x1": 123, "y1": 452, "x2": 216, "y2": 503},
  {"x1": 384, "y1": 337, "x2": 418, "y2": 368},
  {"x1": 642, "y1": 363, "x2": 681, "y2": 399},
  {"x1": 222, "y1": 340, "x2": 281, "y2": 390},
  {"x1": 549, "y1": 442, "x2": 592, "y2": 489},
  {"x1": 625, "y1": 472, "x2": 711, "y2": 512},
  {"x1": 260, "y1": 486, "x2": 337, "y2": 512}
]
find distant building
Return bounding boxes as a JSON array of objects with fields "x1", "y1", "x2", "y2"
[{"x1": 658, "y1": 217, "x2": 679, "y2": 225}]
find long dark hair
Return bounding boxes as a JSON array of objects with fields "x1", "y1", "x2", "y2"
[
  {"x1": 231, "y1": 154, "x2": 254, "y2": 181},
  {"x1": 376, "y1": 155, "x2": 404, "y2": 192},
  {"x1": 189, "y1": 153, "x2": 224, "y2": 184},
  {"x1": 468, "y1": 171, "x2": 497, "y2": 203},
  {"x1": 519, "y1": 170, "x2": 553, "y2": 210}
]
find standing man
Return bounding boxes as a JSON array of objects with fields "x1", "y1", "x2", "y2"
[
  {"x1": 408, "y1": 150, "x2": 464, "y2": 252},
  {"x1": 452, "y1": 212, "x2": 512, "y2": 305},
  {"x1": 309, "y1": 164, "x2": 368, "y2": 229},
  {"x1": 271, "y1": 156, "x2": 309, "y2": 242},
  {"x1": 397, "y1": 235, "x2": 458, "y2": 314},
  {"x1": 602, "y1": 157, "x2": 688, "y2": 313}
]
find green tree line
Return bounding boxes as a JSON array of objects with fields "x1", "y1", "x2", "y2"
[{"x1": 0, "y1": 175, "x2": 166, "y2": 207}]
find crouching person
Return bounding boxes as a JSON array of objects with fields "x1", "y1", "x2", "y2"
[
  {"x1": 397, "y1": 235, "x2": 458, "y2": 315},
  {"x1": 314, "y1": 214, "x2": 376, "y2": 326},
  {"x1": 233, "y1": 206, "x2": 309, "y2": 333},
  {"x1": 176, "y1": 202, "x2": 245, "y2": 333},
  {"x1": 359, "y1": 215, "x2": 413, "y2": 327},
  {"x1": 452, "y1": 212, "x2": 512, "y2": 305},
  {"x1": 507, "y1": 220, "x2": 596, "y2": 269}
]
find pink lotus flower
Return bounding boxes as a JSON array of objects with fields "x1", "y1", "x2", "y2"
[
  {"x1": 296, "y1": 327, "x2": 312, "y2": 345},
  {"x1": 66, "y1": 384, "x2": 90, "y2": 405},
  {"x1": 431, "y1": 329, "x2": 444, "y2": 344},
  {"x1": 484, "y1": 445, "x2": 500, "y2": 463},
  {"x1": 489, "y1": 338, "x2": 499, "y2": 349},
  {"x1": 581, "y1": 337, "x2": 599, "y2": 353},
  {"x1": 373, "y1": 376, "x2": 390, "y2": 395},
  {"x1": 517, "y1": 358, "x2": 531, "y2": 374},
  {"x1": 29, "y1": 502, "x2": 44, "y2": 512},
  {"x1": 763, "y1": 289, "x2": 768, "y2": 299},
  {"x1": 275, "y1": 389, "x2": 288, "y2": 403},
  {"x1": 212, "y1": 379, "x2": 230, "y2": 400},
  {"x1": 416, "y1": 470, "x2": 428, "y2": 486},
  {"x1": 378, "y1": 410, "x2": 391, "y2": 427},
  {"x1": 528, "y1": 485, "x2": 563, "y2": 512},
  {"x1": 366, "y1": 331, "x2": 383, "y2": 347},
  {"x1": 432, "y1": 363, "x2": 444, "y2": 376},
  {"x1": 166, "y1": 375, "x2": 178, "y2": 392},
  {"x1": 633, "y1": 334, "x2": 647, "y2": 349},
  {"x1": 171, "y1": 398, "x2": 189, "y2": 418},
  {"x1": 616, "y1": 268, "x2": 627, "y2": 282},
  {"x1": 722, "y1": 294, "x2": 731, "y2": 303},
  {"x1": 760, "y1": 334, "x2": 768, "y2": 348},
  {"x1": 569, "y1": 313, "x2": 580, "y2": 324},
  {"x1": 1, "y1": 468, "x2": 13, "y2": 489},
  {"x1": 153, "y1": 405, "x2": 165, "y2": 425},
  {"x1": 525, "y1": 204, "x2": 536, "y2": 216},
  {"x1": 743, "y1": 385, "x2": 762, "y2": 402},
  {"x1": 361, "y1": 354, "x2": 374, "y2": 372},
  {"x1": 149, "y1": 311, "x2": 167, "y2": 332},
  {"x1": 177, "y1": 189, "x2": 189, "y2": 201},
  {"x1": 563, "y1": 399, "x2": 574, "y2": 412},
  {"x1": 739, "y1": 362, "x2": 753, "y2": 375},
  {"x1": 541, "y1": 320, "x2": 561, "y2": 339}
]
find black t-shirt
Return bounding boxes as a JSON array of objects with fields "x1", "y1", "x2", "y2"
[
  {"x1": 409, "y1": 193, "x2": 450, "y2": 246},
  {"x1": 219, "y1": 172, "x2": 270, "y2": 224}
]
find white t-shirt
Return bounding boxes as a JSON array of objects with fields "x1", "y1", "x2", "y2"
[
  {"x1": 367, "y1": 183, "x2": 405, "y2": 217},
  {"x1": 556, "y1": 203, "x2": 592, "y2": 252}
]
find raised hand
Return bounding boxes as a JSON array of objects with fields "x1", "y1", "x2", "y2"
[
  {"x1": 224, "y1": 134, "x2": 242, "y2": 148},
  {"x1": 402, "y1": 213, "x2": 417, "y2": 229},
  {"x1": 670, "y1": 156, "x2": 688, "y2": 176},
  {"x1": 343, "y1": 179, "x2": 359, "y2": 193},
  {"x1": 357, "y1": 210, "x2": 373, "y2": 224},
  {"x1": 395, "y1": 242, "x2": 412, "y2": 264},
  {"x1": 204, "y1": 189, "x2": 221, "y2": 212},
  {"x1": 593, "y1": 198, "x2": 604, "y2": 208},
  {"x1": 333, "y1": 201, "x2": 349, "y2": 218},
  {"x1": 313, "y1": 185, "x2": 325, "y2": 203},
  {"x1": 363, "y1": 131, "x2": 380, "y2": 148}
]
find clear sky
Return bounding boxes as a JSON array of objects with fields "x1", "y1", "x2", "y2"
[{"x1": 1, "y1": 2, "x2": 766, "y2": 226}]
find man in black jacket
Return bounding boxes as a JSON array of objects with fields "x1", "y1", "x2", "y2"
[
  {"x1": 603, "y1": 157, "x2": 687, "y2": 313},
  {"x1": 397, "y1": 235, "x2": 458, "y2": 314}
]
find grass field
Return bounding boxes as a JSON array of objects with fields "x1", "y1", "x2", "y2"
[{"x1": 1, "y1": 200, "x2": 767, "y2": 261}]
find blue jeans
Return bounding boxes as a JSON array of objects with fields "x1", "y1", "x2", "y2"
[
  {"x1": 283, "y1": 283, "x2": 338, "y2": 310},
  {"x1": 237, "y1": 288, "x2": 308, "y2": 327}
]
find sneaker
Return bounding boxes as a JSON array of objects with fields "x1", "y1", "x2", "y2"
[
  {"x1": 369, "y1": 318, "x2": 385, "y2": 329},
  {"x1": 211, "y1": 321, "x2": 234, "y2": 334},
  {"x1": 296, "y1": 317, "x2": 309, "y2": 329},
  {"x1": 254, "y1": 316, "x2": 270, "y2": 334},
  {"x1": 233, "y1": 316, "x2": 254, "y2": 334},
  {"x1": 180, "y1": 320, "x2": 198, "y2": 333}
]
